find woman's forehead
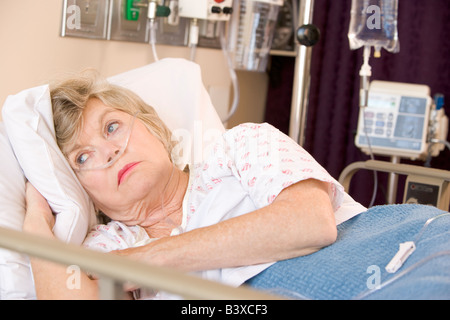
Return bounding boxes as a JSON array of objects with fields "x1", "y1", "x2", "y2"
[
  {"x1": 83, "y1": 99, "x2": 128, "y2": 128},
  {"x1": 67, "y1": 100, "x2": 129, "y2": 151}
]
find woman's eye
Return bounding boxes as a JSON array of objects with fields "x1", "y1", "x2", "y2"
[
  {"x1": 107, "y1": 122, "x2": 119, "y2": 135},
  {"x1": 76, "y1": 153, "x2": 89, "y2": 165}
]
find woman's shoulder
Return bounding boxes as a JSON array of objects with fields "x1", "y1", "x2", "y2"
[
  {"x1": 224, "y1": 122, "x2": 279, "y2": 136},
  {"x1": 221, "y1": 122, "x2": 285, "y2": 146}
]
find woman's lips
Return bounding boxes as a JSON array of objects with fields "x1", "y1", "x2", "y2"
[{"x1": 118, "y1": 162, "x2": 141, "y2": 186}]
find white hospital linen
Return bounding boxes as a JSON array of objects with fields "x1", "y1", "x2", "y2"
[
  {"x1": 82, "y1": 221, "x2": 154, "y2": 252},
  {"x1": 82, "y1": 221, "x2": 159, "y2": 299},
  {"x1": 83, "y1": 123, "x2": 366, "y2": 290}
]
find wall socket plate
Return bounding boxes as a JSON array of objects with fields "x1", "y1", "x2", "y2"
[{"x1": 62, "y1": 0, "x2": 110, "y2": 39}]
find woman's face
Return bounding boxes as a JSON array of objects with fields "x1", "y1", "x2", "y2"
[{"x1": 68, "y1": 98, "x2": 173, "y2": 225}]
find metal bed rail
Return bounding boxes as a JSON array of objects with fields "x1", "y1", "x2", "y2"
[
  {"x1": 339, "y1": 160, "x2": 450, "y2": 210},
  {"x1": 0, "y1": 226, "x2": 282, "y2": 300}
]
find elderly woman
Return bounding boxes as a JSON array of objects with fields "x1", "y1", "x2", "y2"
[{"x1": 23, "y1": 72, "x2": 365, "y2": 299}]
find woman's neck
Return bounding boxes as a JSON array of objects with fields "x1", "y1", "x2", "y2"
[{"x1": 143, "y1": 166, "x2": 189, "y2": 238}]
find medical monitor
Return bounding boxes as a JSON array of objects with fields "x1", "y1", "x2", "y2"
[{"x1": 355, "y1": 81, "x2": 432, "y2": 160}]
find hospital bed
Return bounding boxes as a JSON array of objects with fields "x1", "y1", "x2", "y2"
[{"x1": 1, "y1": 58, "x2": 449, "y2": 300}]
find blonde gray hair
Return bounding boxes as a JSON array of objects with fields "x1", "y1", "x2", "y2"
[{"x1": 50, "y1": 70, "x2": 175, "y2": 161}]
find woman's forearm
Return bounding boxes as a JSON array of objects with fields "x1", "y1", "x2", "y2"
[
  {"x1": 29, "y1": 257, "x2": 99, "y2": 300},
  {"x1": 118, "y1": 179, "x2": 337, "y2": 272},
  {"x1": 24, "y1": 183, "x2": 99, "y2": 299},
  {"x1": 23, "y1": 216, "x2": 100, "y2": 299}
]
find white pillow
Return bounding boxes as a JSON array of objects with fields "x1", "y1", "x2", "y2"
[
  {"x1": 0, "y1": 123, "x2": 36, "y2": 299},
  {"x1": 2, "y1": 57, "x2": 224, "y2": 244},
  {"x1": 2, "y1": 85, "x2": 97, "y2": 245},
  {"x1": 108, "y1": 58, "x2": 225, "y2": 167}
]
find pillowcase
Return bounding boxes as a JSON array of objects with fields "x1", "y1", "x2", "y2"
[
  {"x1": 2, "y1": 85, "x2": 97, "y2": 245},
  {"x1": 0, "y1": 123, "x2": 36, "y2": 299},
  {"x1": 108, "y1": 58, "x2": 226, "y2": 168}
]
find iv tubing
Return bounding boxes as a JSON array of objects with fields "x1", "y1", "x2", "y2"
[
  {"x1": 149, "y1": 19, "x2": 159, "y2": 61},
  {"x1": 360, "y1": 46, "x2": 377, "y2": 207},
  {"x1": 267, "y1": 214, "x2": 450, "y2": 300},
  {"x1": 219, "y1": 24, "x2": 240, "y2": 124},
  {"x1": 189, "y1": 19, "x2": 199, "y2": 61},
  {"x1": 414, "y1": 213, "x2": 450, "y2": 244},
  {"x1": 354, "y1": 213, "x2": 450, "y2": 299},
  {"x1": 229, "y1": 214, "x2": 450, "y2": 300},
  {"x1": 353, "y1": 250, "x2": 450, "y2": 300},
  {"x1": 431, "y1": 139, "x2": 450, "y2": 152},
  {"x1": 360, "y1": 46, "x2": 372, "y2": 108},
  {"x1": 362, "y1": 109, "x2": 378, "y2": 207}
]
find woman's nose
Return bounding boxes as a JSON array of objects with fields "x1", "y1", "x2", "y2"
[{"x1": 107, "y1": 149, "x2": 120, "y2": 163}]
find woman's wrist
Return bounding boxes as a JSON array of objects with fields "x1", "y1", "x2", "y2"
[
  {"x1": 22, "y1": 212, "x2": 55, "y2": 239},
  {"x1": 23, "y1": 182, "x2": 56, "y2": 238},
  {"x1": 112, "y1": 238, "x2": 172, "y2": 270}
]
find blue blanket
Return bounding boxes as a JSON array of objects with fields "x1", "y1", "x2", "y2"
[{"x1": 245, "y1": 204, "x2": 450, "y2": 300}]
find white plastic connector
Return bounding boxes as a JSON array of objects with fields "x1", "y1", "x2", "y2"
[
  {"x1": 147, "y1": 0, "x2": 158, "y2": 20},
  {"x1": 189, "y1": 19, "x2": 199, "y2": 46},
  {"x1": 359, "y1": 46, "x2": 373, "y2": 108},
  {"x1": 360, "y1": 46, "x2": 373, "y2": 78},
  {"x1": 385, "y1": 241, "x2": 416, "y2": 273}
]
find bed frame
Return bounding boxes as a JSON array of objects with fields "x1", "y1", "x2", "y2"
[
  {"x1": 0, "y1": 226, "x2": 281, "y2": 300},
  {"x1": 339, "y1": 160, "x2": 450, "y2": 211}
]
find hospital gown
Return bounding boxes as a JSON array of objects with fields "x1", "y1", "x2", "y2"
[{"x1": 83, "y1": 123, "x2": 366, "y2": 289}]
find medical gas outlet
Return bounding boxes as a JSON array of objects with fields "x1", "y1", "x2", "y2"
[
  {"x1": 178, "y1": 0, "x2": 234, "y2": 21},
  {"x1": 125, "y1": 0, "x2": 171, "y2": 21}
]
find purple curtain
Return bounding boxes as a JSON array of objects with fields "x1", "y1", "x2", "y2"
[{"x1": 264, "y1": 0, "x2": 450, "y2": 206}]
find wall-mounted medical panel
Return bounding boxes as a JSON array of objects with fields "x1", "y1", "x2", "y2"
[
  {"x1": 109, "y1": 0, "x2": 149, "y2": 42},
  {"x1": 60, "y1": 0, "x2": 295, "y2": 55},
  {"x1": 154, "y1": 15, "x2": 189, "y2": 47},
  {"x1": 61, "y1": 0, "x2": 110, "y2": 40}
]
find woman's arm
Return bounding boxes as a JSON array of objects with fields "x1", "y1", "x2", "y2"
[
  {"x1": 23, "y1": 183, "x2": 99, "y2": 299},
  {"x1": 115, "y1": 178, "x2": 337, "y2": 272}
]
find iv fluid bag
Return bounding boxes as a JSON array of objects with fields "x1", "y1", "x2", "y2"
[
  {"x1": 227, "y1": 0, "x2": 283, "y2": 72},
  {"x1": 348, "y1": 0, "x2": 400, "y2": 54}
]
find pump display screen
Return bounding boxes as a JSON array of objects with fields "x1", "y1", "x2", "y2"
[{"x1": 356, "y1": 92, "x2": 429, "y2": 157}]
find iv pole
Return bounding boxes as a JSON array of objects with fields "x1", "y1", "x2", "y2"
[{"x1": 289, "y1": 0, "x2": 319, "y2": 145}]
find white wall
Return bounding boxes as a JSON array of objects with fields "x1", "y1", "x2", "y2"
[{"x1": 0, "y1": 0, "x2": 268, "y2": 126}]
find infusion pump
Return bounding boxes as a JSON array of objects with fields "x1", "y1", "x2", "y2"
[{"x1": 355, "y1": 81, "x2": 448, "y2": 160}]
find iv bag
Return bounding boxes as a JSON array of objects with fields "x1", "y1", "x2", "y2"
[
  {"x1": 348, "y1": 0, "x2": 400, "y2": 55},
  {"x1": 227, "y1": 0, "x2": 283, "y2": 72}
]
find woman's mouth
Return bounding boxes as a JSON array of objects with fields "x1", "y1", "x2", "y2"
[{"x1": 118, "y1": 162, "x2": 141, "y2": 186}]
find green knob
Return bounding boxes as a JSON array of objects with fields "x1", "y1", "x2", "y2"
[{"x1": 156, "y1": 6, "x2": 171, "y2": 17}]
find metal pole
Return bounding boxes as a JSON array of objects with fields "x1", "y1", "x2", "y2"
[
  {"x1": 289, "y1": 0, "x2": 316, "y2": 145},
  {"x1": 387, "y1": 156, "x2": 400, "y2": 204}
]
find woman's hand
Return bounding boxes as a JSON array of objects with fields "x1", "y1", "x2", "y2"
[{"x1": 23, "y1": 182, "x2": 55, "y2": 239}]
